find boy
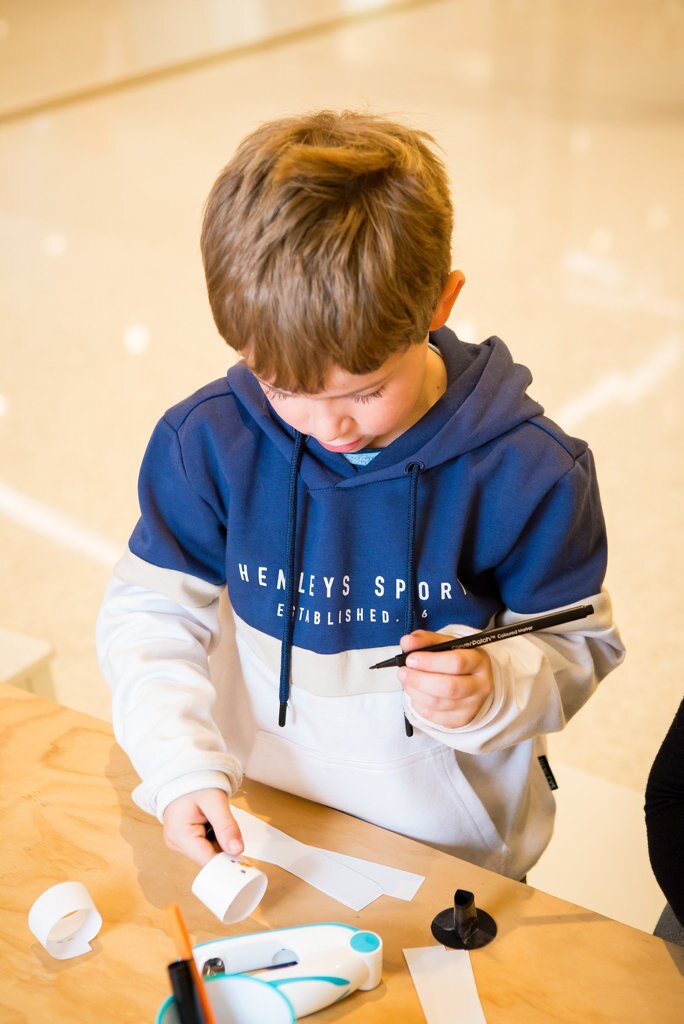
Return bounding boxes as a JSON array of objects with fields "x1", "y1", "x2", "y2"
[{"x1": 97, "y1": 110, "x2": 625, "y2": 881}]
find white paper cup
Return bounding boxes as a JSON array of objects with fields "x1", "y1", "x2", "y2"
[
  {"x1": 192, "y1": 853, "x2": 267, "y2": 923},
  {"x1": 28, "y1": 881, "x2": 102, "y2": 960}
]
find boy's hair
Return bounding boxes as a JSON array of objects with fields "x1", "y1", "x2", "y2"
[{"x1": 201, "y1": 109, "x2": 453, "y2": 393}]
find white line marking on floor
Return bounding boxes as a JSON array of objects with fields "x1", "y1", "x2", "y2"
[
  {"x1": 554, "y1": 334, "x2": 682, "y2": 431},
  {"x1": 0, "y1": 482, "x2": 120, "y2": 566}
]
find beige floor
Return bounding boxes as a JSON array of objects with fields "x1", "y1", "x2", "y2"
[{"x1": 1, "y1": 0, "x2": 682, "y2": 933}]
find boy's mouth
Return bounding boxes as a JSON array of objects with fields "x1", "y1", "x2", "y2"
[{"x1": 317, "y1": 438, "x2": 362, "y2": 453}]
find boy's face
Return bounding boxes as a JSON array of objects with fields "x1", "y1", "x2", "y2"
[{"x1": 253, "y1": 336, "x2": 441, "y2": 453}]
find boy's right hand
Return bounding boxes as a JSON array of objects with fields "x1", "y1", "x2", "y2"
[{"x1": 162, "y1": 788, "x2": 244, "y2": 867}]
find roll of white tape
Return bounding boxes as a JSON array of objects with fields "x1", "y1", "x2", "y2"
[
  {"x1": 28, "y1": 881, "x2": 102, "y2": 960},
  {"x1": 192, "y1": 853, "x2": 267, "y2": 924}
]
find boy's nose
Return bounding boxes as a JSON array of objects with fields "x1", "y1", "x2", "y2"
[{"x1": 307, "y1": 401, "x2": 349, "y2": 440}]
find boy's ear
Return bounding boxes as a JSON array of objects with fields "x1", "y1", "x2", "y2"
[{"x1": 429, "y1": 270, "x2": 465, "y2": 330}]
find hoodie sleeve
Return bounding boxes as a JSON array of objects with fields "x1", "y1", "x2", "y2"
[
  {"x1": 96, "y1": 413, "x2": 242, "y2": 820},
  {"x1": 127, "y1": 414, "x2": 228, "y2": 584},
  {"x1": 96, "y1": 559, "x2": 243, "y2": 820},
  {"x1": 403, "y1": 452, "x2": 625, "y2": 751}
]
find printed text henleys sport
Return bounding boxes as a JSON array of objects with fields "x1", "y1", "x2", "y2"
[{"x1": 235, "y1": 562, "x2": 460, "y2": 625}]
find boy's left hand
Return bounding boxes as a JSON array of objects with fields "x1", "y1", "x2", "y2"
[{"x1": 397, "y1": 630, "x2": 494, "y2": 729}]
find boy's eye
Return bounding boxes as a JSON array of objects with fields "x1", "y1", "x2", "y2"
[
  {"x1": 263, "y1": 384, "x2": 385, "y2": 404},
  {"x1": 354, "y1": 387, "x2": 386, "y2": 404}
]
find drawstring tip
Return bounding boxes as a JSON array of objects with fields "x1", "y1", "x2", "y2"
[
  {"x1": 404, "y1": 714, "x2": 414, "y2": 737},
  {"x1": 279, "y1": 703, "x2": 288, "y2": 727}
]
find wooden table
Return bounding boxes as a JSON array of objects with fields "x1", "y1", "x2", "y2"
[{"x1": 0, "y1": 684, "x2": 682, "y2": 1023}]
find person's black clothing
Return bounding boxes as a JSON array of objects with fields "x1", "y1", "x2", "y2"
[{"x1": 645, "y1": 697, "x2": 684, "y2": 939}]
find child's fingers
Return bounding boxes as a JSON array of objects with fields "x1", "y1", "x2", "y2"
[
  {"x1": 399, "y1": 629, "x2": 446, "y2": 653},
  {"x1": 409, "y1": 699, "x2": 478, "y2": 729},
  {"x1": 404, "y1": 688, "x2": 462, "y2": 714},
  {"x1": 197, "y1": 790, "x2": 244, "y2": 857},
  {"x1": 397, "y1": 646, "x2": 493, "y2": 729},
  {"x1": 183, "y1": 833, "x2": 218, "y2": 867},
  {"x1": 163, "y1": 816, "x2": 217, "y2": 866},
  {"x1": 162, "y1": 789, "x2": 244, "y2": 867},
  {"x1": 405, "y1": 651, "x2": 473, "y2": 676},
  {"x1": 401, "y1": 647, "x2": 487, "y2": 678},
  {"x1": 399, "y1": 631, "x2": 489, "y2": 671},
  {"x1": 399, "y1": 666, "x2": 473, "y2": 700},
  {"x1": 403, "y1": 674, "x2": 486, "y2": 726}
]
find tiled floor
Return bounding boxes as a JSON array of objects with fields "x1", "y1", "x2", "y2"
[{"x1": 1, "y1": 0, "x2": 682, "y2": 933}]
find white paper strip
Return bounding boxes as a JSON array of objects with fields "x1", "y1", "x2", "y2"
[
  {"x1": 403, "y1": 946, "x2": 487, "y2": 1024},
  {"x1": 232, "y1": 808, "x2": 383, "y2": 911},
  {"x1": 321, "y1": 849, "x2": 424, "y2": 901},
  {"x1": 232, "y1": 808, "x2": 426, "y2": 908}
]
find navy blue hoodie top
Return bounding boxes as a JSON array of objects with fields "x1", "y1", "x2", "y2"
[{"x1": 129, "y1": 327, "x2": 607, "y2": 665}]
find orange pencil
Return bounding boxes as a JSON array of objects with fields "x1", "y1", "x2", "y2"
[{"x1": 164, "y1": 902, "x2": 218, "y2": 1024}]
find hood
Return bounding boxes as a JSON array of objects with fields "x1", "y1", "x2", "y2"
[{"x1": 226, "y1": 327, "x2": 543, "y2": 488}]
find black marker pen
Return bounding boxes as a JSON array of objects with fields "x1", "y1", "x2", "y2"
[{"x1": 371, "y1": 604, "x2": 594, "y2": 670}]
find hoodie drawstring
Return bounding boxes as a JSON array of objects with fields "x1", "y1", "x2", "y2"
[
  {"x1": 278, "y1": 431, "x2": 306, "y2": 727},
  {"x1": 402, "y1": 460, "x2": 424, "y2": 737},
  {"x1": 403, "y1": 461, "x2": 423, "y2": 636},
  {"x1": 277, "y1": 447, "x2": 425, "y2": 733}
]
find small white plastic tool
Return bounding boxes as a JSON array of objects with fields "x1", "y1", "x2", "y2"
[{"x1": 157, "y1": 922, "x2": 382, "y2": 1022}]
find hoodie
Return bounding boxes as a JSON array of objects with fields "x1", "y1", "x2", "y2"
[{"x1": 97, "y1": 327, "x2": 625, "y2": 879}]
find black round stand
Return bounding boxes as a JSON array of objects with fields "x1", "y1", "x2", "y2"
[{"x1": 431, "y1": 889, "x2": 497, "y2": 950}]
